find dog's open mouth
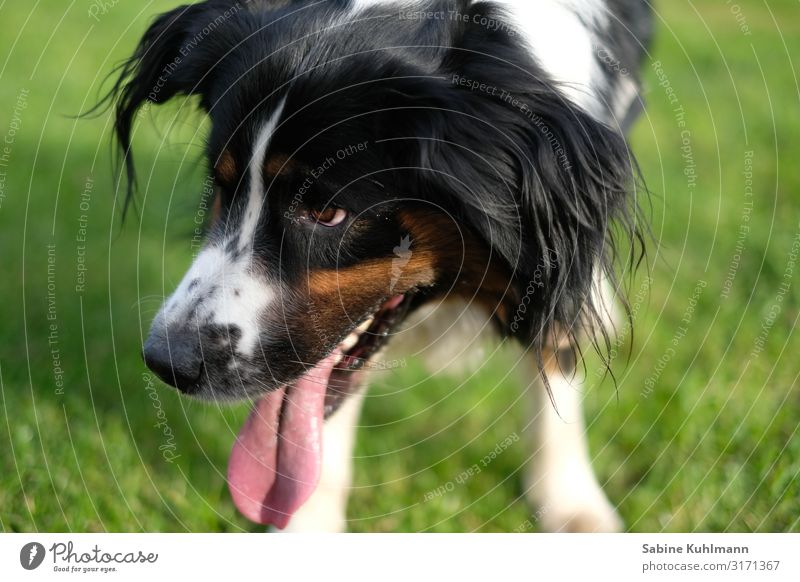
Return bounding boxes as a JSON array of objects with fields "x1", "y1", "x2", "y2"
[
  {"x1": 227, "y1": 294, "x2": 411, "y2": 528},
  {"x1": 326, "y1": 293, "x2": 411, "y2": 417}
]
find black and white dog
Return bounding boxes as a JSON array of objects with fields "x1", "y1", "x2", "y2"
[{"x1": 111, "y1": 0, "x2": 652, "y2": 531}]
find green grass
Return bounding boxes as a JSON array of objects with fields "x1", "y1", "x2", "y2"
[{"x1": 1, "y1": 0, "x2": 799, "y2": 532}]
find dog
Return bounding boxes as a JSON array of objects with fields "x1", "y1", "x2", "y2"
[{"x1": 109, "y1": 0, "x2": 652, "y2": 532}]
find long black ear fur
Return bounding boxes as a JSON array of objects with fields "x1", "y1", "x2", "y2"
[
  {"x1": 402, "y1": 3, "x2": 644, "y2": 366},
  {"x1": 105, "y1": 2, "x2": 230, "y2": 217}
]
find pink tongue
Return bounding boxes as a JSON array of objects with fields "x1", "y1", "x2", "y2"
[{"x1": 227, "y1": 354, "x2": 337, "y2": 529}]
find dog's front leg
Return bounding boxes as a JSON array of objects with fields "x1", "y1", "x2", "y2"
[
  {"x1": 522, "y1": 353, "x2": 623, "y2": 533},
  {"x1": 281, "y1": 389, "x2": 365, "y2": 532}
]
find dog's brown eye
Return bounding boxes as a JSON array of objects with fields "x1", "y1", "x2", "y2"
[{"x1": 308, "y1": 207, "x2": 347, "y2": 227}]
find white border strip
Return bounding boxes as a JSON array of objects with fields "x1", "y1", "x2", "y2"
[{"x1": 1, "y1": 533, "x2": 799, "y2": 580}]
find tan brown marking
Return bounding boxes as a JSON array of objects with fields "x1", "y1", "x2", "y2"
[
  {"x1": 265, "y1": 153, "x2": 296, "y2": 177},
  {"x1": 214, "y1": 150, "x2": 237, "y2": 184},
  {"x1": 304, "y1": 243, "x2": 439, "y2": 346},
  {"x1": 540, "y1": 344, "x2": 575, "y2": 377},
  {"x1": 538, "y1": 325, "x2": 579, "y2": 377},
  {"x1": 308, "y1": 252, "x2": 436, "y2": 307},
  {"x1": 398, "y1": 209, "x2": 517, "y2": 324}
]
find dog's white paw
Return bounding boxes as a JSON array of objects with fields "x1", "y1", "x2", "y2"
[
  {"x1": 526, "y1": 464, "x2": 623, "y2": 533},
  {"x1": 536, "y1": 496, "x2": 623, "y2": 533}
]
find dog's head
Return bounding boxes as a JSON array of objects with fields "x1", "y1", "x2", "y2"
[{"x1": 111, "y1": 0, "x2": 638, "y2": 526}]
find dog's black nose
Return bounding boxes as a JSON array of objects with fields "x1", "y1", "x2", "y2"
[{"x1": 143, "y1": 328, "x2": 203, "y2": 393}]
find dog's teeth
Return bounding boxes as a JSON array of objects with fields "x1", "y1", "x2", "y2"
[
  {"x1": 339, "y1": 334, "x2": 357, "y2": 352},
  {"x1": 338, "y1": 317, "x2": 375, "y2": 353},
  {"x1": 339, "y1": 331, "x2": 361, "y2": 352}
]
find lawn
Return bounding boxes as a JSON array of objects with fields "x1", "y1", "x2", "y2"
[{"x1": 0, "y1": 0, "x2": 798, "y2": 532}]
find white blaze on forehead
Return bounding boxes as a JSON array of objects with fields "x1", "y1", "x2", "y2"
[
  {"x1": 157, "y1": 102, "x2": 286, "y2": 357},
  {"x1": 237, "y1": 98, "x2": 287, "y2": 252}
]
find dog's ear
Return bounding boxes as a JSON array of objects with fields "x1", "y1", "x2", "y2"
[
  {"x1": 109, "y1": 3, "x2": 224, "y2": 214},
  {"x1": 401, "y1": 24, "x2": 641, "y2": 352}
]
